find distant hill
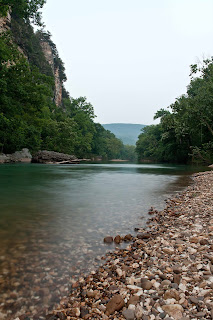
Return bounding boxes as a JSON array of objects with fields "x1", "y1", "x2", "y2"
[{"x1": 102, "y1": 123, "x2": 146, "y2": 145}]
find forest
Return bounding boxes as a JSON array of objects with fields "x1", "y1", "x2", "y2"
[
  {"x1": 0, "y1": 0, "x2": 135, "y2": 160},
  {"x1": 136, "y1": 60, "x2": 213, "y2": 165},
  {"x1": 2, "y1": 1, "x2": 212, "y2": 164}
]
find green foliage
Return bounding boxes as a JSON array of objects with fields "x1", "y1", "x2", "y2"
[
  {"x1": 120, "y1": 145, "x2": 137, "y2": 162},
  {"x1": 0, "y1": 8, "x2": 130, "y2": 161},
  {"x1": 0, "y1": 0, "x2": 46, "y2": 26},
  {"x1": 36, "y1": 30, "x2": 67, "y2": 82},
  {"x1": 0, "y1": 32, "x2": 125, "y2": 159},
  {"x1": 136, "y1": 59, "x2": 213, "y2": 164},
  {"x1": 11, "y1": 16, "x2": 53, "y2": 76}
]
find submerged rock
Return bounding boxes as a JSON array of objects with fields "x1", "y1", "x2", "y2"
[
  {"x1": 114, "y1": 235, "x2": 122, "y2": 244},
  {"x1": 5, "y1": 170, "x2": 212, "y2": 320},
  {"x1": 103, "y1": 236, "x2": 113, "y2": 243}
]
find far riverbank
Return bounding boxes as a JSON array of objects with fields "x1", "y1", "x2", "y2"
[{"x1": 48, "y1": 169, "x2": 213, "y2": 319}]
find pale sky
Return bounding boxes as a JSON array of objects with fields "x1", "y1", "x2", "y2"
[{"x1": 41, "y1": 0, "x2": 213, "y2": 125}]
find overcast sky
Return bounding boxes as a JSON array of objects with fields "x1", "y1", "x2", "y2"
[{"x1": 41, "y1": 0, "x2": 213, "y2": 125}]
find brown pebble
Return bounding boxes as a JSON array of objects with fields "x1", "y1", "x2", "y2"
[
  {"x1": 114, "y1": 235, "x2": 122, "y2": 244},
  {"x1": 105, "y1": 294, "x2": 125, "y2": 316},
  {"x1": 104, "y1": 236, "x2": 113, "y2": 243}
]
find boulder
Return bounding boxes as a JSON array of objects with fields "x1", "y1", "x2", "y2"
[
  {"x1": 10, "y1": 148, "x2": 32, "y2": 163},
  {"x1": 0, "y1": 148, "x2": 32, "y2": 163},
  {"x1": 0, "y1": 154, "x2": 10, "y2": 163},
  {"x1": 32, "y1": 150, "x2": 79, "y2": 164}
]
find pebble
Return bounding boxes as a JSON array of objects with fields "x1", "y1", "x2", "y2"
[
  {"x1": 42, "y1": 171, "x2": 213, "y2": 320},
  {"x1": 122, "y1": 309, "x2": 135, "y2": 320}
]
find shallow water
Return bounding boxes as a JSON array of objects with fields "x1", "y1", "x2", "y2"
[{"x1": 0, "y1": 163, "x2": 207, "y2": 318}]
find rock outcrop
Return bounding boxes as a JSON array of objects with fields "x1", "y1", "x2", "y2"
[
  {"x1": 32, "y1": 150, "x2": 79, "y2": 164},
  {"x1": 0, "y1": 11, "x2": 11, "y2": 33},
  {"x1": 0, "y1": 148, "x2": 32, "y2": 163},
  {"x1": 40, "y1": 41, "x2": 54, "y2": 73},
  {"x1": 40, "y1": 41, "x2": 63, "y2": 107},
  {"x1": 1, "y1": 10, "x2": 64, "y2": 108},
  {"x1": 54, "y1": 67, "x2": 63, "y2": 107}
]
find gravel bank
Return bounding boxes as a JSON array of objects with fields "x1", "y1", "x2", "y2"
[{"x1": 46, "y1": 170, "x2": 213, "y2": 320}]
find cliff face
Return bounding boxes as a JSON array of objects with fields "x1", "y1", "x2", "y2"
[
  {"x1": 40, "y1": 41, "x2": 54, "y2": 73},
  {"x1": 1, "y1": 11, "x2": 65, "y2": 108},
  {"x1": 54, "y1": 67, "x2": 63, "y2": 107},
  {"x1": 40, "y1": 41, "x2": 63, "y2": 107},
  {"x1": 0, "y1": 11, "x2": 11, "y2": 33}
]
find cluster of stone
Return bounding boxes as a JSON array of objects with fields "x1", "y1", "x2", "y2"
[
  {"x1": 47, "y1": 170, "x2": 213, "y2": 320},
  {"x1": 32, "y1": 150, "x2": 79, "y2": 164},
  {"x1": 0, "y1": 148, "x2": 32, "y2": 163}
]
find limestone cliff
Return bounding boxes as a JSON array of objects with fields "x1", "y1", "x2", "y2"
[
  {"x1": 0, "y1": 11, "x2": 11, "y2": 33},
  {"x1": 54, "y1": 66, "x2": 63, "y2": 107},
  {"x1": 1, "y1": 11, "x2": 65, "y2": 108},
  {"x1": 40, "y1": 41, "x2": 63, "y2": 107}
]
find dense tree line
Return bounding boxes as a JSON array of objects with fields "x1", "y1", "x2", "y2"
[
  {"x1": 0, "y1": 1, "x2": 137, "y2": 161},
  {"x1": 136, "y1": 60, "x2": 213, "y2": 164}
]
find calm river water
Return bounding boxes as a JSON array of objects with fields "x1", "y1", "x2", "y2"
[{"x1": 0, "y1": 163, "x2": 207, "y2": 319}]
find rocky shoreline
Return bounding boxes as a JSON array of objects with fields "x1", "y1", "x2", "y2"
[
  {"x1": 47, "y1": 170, "x2": 213, "y2": 320},
  {"x1": 0, "y1": 149, "x2": 79, "y2": 164}
]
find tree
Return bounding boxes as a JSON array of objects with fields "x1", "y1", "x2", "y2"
[
  {"x1": 0, "y1": 0, "x2": 46, "y2": 26},
  {"x1": 136, "y1": 59, "x2": 213, "y2": 164}
]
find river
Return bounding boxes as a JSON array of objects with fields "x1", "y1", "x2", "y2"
[{"x1": 0, "y1": 163, "x2": 207, "y2": 319}]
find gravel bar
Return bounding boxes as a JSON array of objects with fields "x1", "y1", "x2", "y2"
[{"x1": 45, "y1": 170, "x2": 213, "y2": 320}]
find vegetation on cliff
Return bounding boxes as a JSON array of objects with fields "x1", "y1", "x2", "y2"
[
  {"x1": 136, "y1": 59, "x2": 213, "y2": 164},
  {"x1": 0, "y1": 1, "x2": 135, "y2": 160}
]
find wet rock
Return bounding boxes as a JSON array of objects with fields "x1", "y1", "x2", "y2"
[
  {"x1": 105, "y1": 294, "x2": 125, "y2": 316},
  {"x1": 104, "y1": 236, "x2": 113, "y2": 243},
  {"x1": 137, "y1": 232, "x2": 150, "y2": 239},
  {"x1": 124, "y1": 234, "x2": 133, "y2": 241},
  {"x1": 114, "y1": 235, "x2": 122, "y2": 244}
]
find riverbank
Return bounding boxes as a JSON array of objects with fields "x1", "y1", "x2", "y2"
[{"x1": 48, "y1": 170, "x2": 213, "y2": 320}]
